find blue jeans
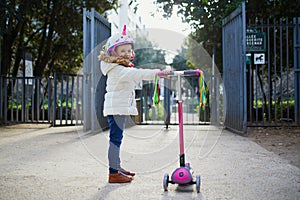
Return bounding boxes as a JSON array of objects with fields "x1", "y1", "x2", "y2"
[{"x1": 107, "y1": 115, "x2": 126, "y2": 174}]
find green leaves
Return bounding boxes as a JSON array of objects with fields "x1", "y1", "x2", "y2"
[
  {"x1": 1, "y1": 0, "x2": 117, "y2": 77},
  {"x1": 153, "y1": 0, "x2": 299, "y2": 73}
]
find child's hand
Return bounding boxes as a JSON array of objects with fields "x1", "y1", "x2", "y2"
[{"x1": 157, "y1": 69, "x2": 171, "y2": 78}]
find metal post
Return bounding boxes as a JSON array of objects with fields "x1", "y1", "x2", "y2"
[
  {"x1": 16, "y1": 79, "x2": 19, "y2": 122},
  {"x1": 60, "y1": 74, "x2": 63, "y2": 125},
  {"x1": 164, "y1": 77, "x2": 171, "y2": 128},
  {"x1": 53, "y1": 73, "x2": 57, "y2": 127},
  {"x1": 242, "y1": 2, "x2": 247, "y2": 134},
  {"x1": 70, "y1": 75, "x2": 75, "y2": 124},
  {"x1": 294, "y1": 17, "x2": 300, "y2": 125},
  {"x1": 0, "y1": 76, "x2": 2, "y2": 119},
  {"x1": 0, "y1": 37, "x2": 2, "y2": 120},
  {"x1": 90, "y1": 8, "x2": 95, "y2": 132},
  {"x1": 66, "y1": 75, "x2": 69, "y2": 125},
  {"x1": 83, "y1": 7, "x2": 89, "y2": 131},
  {"x1": 76, "y1": 75, "x2": 79, "y2": 125},
  {"x1": 0, "y1": 36, "x2": 1, "y2": 76},
  {"x1": 4, "y1": 78, "x2": 7, "y2": 122},
  {"x1": 211, "y1": 47, "x2": 217, "y2": 125},
  {"x1": 22, "y1": 49, "x2": 26, "y2": 121},
  {"x1": 48, "y1": 76, "x2": 51, "y2": 124}
]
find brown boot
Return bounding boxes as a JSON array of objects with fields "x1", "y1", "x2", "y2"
[
  {"x1": 108, "y1": 173, "x2": 132, "y2": 183},
  {"x1": 119, "y1": 167, "x2": 136, "y2": 177}
]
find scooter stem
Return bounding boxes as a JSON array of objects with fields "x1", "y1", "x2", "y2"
[
  {"x1": 178, "y1": 100, "x2": 185, "y2": 167},
  {"x1": 177, "y1": 74, "x2": 185, "y2": 167}
]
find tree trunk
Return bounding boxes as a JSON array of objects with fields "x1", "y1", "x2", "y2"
[{"x1": 1, "y1": 35, "x2": 13, "y2": 76}]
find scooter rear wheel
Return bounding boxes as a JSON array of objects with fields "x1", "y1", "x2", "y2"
[{"x1": 163, "y1": 173, "x2": 169, "y2": 191}]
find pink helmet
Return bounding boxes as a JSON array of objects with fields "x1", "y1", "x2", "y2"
[{"x1": 105, "y1": 25, "x2": 134, "y2": 56}]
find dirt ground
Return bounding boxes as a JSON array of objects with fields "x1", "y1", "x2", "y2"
[{"x1": 247, "y1": 126, "x2": 300, "y2": 168}]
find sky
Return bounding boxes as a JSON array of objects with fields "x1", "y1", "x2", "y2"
[
  {"x1": 134, "y1": 1, "x2": 191, "y2": 53},
  {"x1": 135, "y1": 1, "x2": 191, "y2": 36}
]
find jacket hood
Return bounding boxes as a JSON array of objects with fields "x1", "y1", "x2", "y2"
[
  {"x1": 99, "y1": 51, "x2": 134, "y2": 75},
  {"x1": 100, "y1": 61, "x2": 118, "y2": 76}
]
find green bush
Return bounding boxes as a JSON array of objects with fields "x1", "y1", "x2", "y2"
[{"x1": 148, "y1": 103, "x2": 165, "y2": 120}]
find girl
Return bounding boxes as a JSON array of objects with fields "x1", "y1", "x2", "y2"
[{"x1": 99, "y1": 25, "x2": 169, "y2": 183}]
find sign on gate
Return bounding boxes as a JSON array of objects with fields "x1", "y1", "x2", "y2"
[
  {"x1": 246, "y1": 32, "x2": 266, "y2": 52},
  {"x1": 253, "y1": 53, "x2": 265, "y2": 64}
]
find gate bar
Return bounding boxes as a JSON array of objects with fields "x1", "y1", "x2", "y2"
[{"x1": 294, "y1": 18, "x2": 300, "y2": 125}]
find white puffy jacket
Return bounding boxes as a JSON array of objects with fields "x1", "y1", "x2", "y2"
[{"x1": 100, "y1": 61, "x2": 160, "y2": 116}]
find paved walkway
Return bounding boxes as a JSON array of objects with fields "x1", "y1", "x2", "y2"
[{"x1": 0, "y1": 124, "x2": 299, "y2": 200}]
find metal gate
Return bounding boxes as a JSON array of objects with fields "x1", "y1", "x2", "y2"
[
  {"x1": 222, "y1": 2, "x2": 247, "y2": 134},
  {"x1": 52, "y1": 73, "x2": 83, "y2": 126},
  {"x1": 247, "y1": 17, "x2": 300, "y2": 127},
  {"x1": 222, "y1": 2, "x2": 300, "y2": 133},
  {"x1": 0, "y1": 76, "x2": 52, "y2": 124},
  {"x1": 83, "y1": 8, "x2": 111, "y2": 132},
  {"x1": 0, "y1": 74, "x2": 83, "y2": 126}
]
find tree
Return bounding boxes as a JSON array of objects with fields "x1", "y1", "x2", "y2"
[
  {"x1": 153, "y1": 0, "x2": 300, "y2": 72},
  {"x1": 133, "y1": 33, "x2": 167, "y2": 69},
  {"x1": 0, "y1": 0, "x2": 118, "y2": 77}
]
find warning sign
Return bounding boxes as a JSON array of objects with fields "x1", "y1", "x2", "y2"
[
  {"x1": 246, "y1": 32, "x2": 266, "y2": 52},
  {"x1": 254, "y1": 53, "x2": 265, "y2": 65}
]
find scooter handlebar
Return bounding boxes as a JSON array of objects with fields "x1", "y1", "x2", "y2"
[
  {"x1": 158, "y1": 69, "x2": 201, "y2": 77},
  {"x1": 173, "y1": 69, "x2": 201, "y2": 76}
]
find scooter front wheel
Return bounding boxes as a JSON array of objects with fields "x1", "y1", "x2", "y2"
[
  {"x1": 163, "y1": 173, "x2": 169, "y2": 191},
  {"x1": 196, "y1": 175, "x2": 201, "y2": 193}
]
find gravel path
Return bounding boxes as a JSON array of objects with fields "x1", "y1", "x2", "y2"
[{"x1": 0, "y1": 125, "x2": 299, "y2": 200}]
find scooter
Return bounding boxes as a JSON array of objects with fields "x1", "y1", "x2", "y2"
[{"x1": 160, "y1": 69, "x2": 203, "y2": 193}]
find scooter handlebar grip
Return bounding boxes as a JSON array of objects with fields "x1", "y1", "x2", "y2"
[{"x1": 157, "y1": 71, "x2": 164, "y2": 77}]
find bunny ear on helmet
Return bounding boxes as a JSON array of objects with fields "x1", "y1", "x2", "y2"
[{"x1": 122, "y1": 25, "x2": 127, "y2": 35}]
